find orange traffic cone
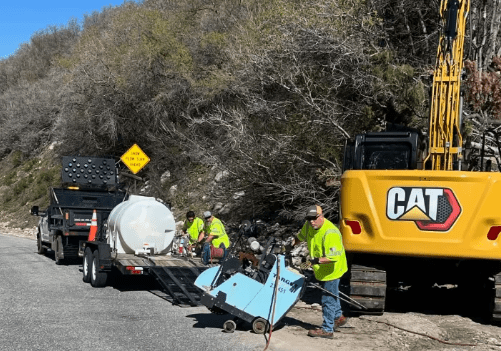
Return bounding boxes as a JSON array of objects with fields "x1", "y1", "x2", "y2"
[{"x1": 88, "y1": 210, "x2": 98, "y2": 241}]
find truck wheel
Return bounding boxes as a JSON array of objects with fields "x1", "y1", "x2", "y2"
[
  {"x1": 54, "y1": 234, "x2": 64, "y2": 265},
  {"x1": 37, "y1": 233, "x2": 46, "y2": 255},
  {"x1": 90, "y1": 250, "x2": 108, "y2": 288},
  {"x1": 55, "y1": 254, "x2": 63, "y2": 265},
  {"x1": 82, "y1": 248, "x2": 92, "y2": 283}
]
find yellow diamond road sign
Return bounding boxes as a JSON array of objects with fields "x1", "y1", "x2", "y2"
[{"x1": 121, "y1": 144, "x2": 150, "y2": 174}]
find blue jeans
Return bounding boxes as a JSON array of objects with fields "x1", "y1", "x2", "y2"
[
  {"x1": 202, "y1": 243, "x2": 211, "y2": 265},
  {"x1": 321, "y1": 279, "x2": 342, "y2": 333},
  {"x1": 202, "y1": 243, "x2": 227, "y2": 265}
]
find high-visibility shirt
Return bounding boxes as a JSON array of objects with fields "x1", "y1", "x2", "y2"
[
  {"x1": 205, "y1": 217, "x2": 230, "y2": 248},
  {"x1": 183, "y1": 217, "x2": 204, "y2": 244},
  {"x1": 297, "y1": 219, "x2": 348, "y2": 282}
]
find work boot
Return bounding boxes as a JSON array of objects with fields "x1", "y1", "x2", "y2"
[
  {"x1": 334, "y1": 315, "x2": 348, "y2": 328},
  {"x1": 307, "y1": 328, "x2": 334, "y2": 339}
]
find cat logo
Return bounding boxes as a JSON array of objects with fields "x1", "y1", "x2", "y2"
[{"x1": 386, "y1": 187, "x2": 461, "y2": 231}]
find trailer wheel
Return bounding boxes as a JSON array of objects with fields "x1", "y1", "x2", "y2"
[
  {"x1": 252, "y1": 317, "x2": 270, "y2": 334},
  {"x1": 90, "y1": 250, "x2": 107, "y2": 288},
  {"x1": 37, "y1": 232, "x2": 46, "y2": 255},
  {"x1": 82, "y1": 248, "x2": 92, "y2": 283},
  {"x1": 223, "y1": 320, "x2": 237, "y2": 333}
]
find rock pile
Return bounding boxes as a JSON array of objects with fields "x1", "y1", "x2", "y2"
[
  {"x1": 174, "y1": 218, "x2": 312, "y2": 267},
  {"x1": 225, "y1": 220, "x2": 310, "y2": 268}
]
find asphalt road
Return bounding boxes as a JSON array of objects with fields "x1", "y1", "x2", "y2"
[{"x1": 0, "y1": 234, "x2": 264, "y2": 351}]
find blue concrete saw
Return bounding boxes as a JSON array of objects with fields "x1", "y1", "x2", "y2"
[{"x1": 194, "y1": 222, "x2": 306, "y2": 334}]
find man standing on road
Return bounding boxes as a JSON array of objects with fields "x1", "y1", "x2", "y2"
[
  {"x1": 293, "y1": 205, "x2": 348, "y2": 339},
  {"x1": 182, "y1": 211, "x2": 204, "y2": 254},
  {"x1": 198, "y1": 211, "x2": 230, "y2": 264}
]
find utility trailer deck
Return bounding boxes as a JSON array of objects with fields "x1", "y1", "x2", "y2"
[
  {"x1": 117, "y1": 254, "x2": 208, "y2": 307},
  {"x1": 82, "y1": 241, "x2": 210, "y2": 307}
]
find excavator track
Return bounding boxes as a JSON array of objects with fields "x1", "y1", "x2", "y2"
[
  {"x1": 491, "y1": 272, "x2": 501, "y2": 322},
  {"x1": 348, "y1": 264, "x2": 386, "y2": 315}
]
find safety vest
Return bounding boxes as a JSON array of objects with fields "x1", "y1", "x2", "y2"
[
  {"x1": 183, "y1": 217, "x2": 204, "y2": 244},
  {"x1": 205, "y1": 217, "x2": 230, "y2": 248},
  {"x1": 297, "y1": 219, "x2": 348, "y2": 281}
]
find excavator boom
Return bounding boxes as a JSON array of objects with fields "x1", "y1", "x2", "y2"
[{"x1": 425, "y1": 0, "x2": 470, "y2": 170}]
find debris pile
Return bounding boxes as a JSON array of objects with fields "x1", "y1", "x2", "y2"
[
  {"x1": 226, "y1": 220, "x2": 309, "y2": 268},
  {"x1": 173, "y1": 218, "x2": 314, "y2": 269}
]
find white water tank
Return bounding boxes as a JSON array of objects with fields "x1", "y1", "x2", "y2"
[{"x1": 107, "y1": 195, "x2": 175, "y2": 255}]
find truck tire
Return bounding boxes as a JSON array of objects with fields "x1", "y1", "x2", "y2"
[
  {"x1": 55, "y1": 254, "x2": 63, "y2": 265},
  {"x1": 37, "y1": 232, "x2": 46, "y2": 255},
  {"x1": 82, "y1": 248, "x2": 92, "y2": 283},
  {"x1": 54, "y1": 234, "x2": 64, "y2": 265},
  {"x1": 90, "y1": 250, "x2": 108, "y2": 288}
]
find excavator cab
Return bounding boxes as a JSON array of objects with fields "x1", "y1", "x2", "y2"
[{"x1": 343, "y1": 131, "x2": 420, "y2": 172}]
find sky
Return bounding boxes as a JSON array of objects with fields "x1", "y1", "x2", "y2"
[{"x1": 0, "y1": 1, "x2": 134, "y2": 59}]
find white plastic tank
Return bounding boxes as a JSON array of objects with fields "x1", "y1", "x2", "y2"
[{"x1": 107, "y1": 195, "x2": 175, "y2": 255}]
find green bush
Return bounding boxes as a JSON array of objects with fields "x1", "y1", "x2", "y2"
[
  {"x1": 3, "y1": 170, "x2": 17, "y2": 187},
  {"x1": 12, "y1": 177, "x2": 30, "y2": 196},
  {"x1": 11, "y1": 151, "x2": 23, "y2": 167}
]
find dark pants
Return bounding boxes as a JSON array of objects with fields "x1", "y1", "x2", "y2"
[{"x1": 202, "y1": 243, "x2": 227, "y2": 265}]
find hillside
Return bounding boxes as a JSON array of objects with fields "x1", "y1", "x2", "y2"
[
  {"x1": 1, "y1": 0, "x2": 501, "y2": 227},
  {"x1": 0, "y1": 146, "x2": 60, "y2": 230}
]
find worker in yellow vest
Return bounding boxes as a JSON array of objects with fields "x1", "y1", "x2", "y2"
[
  {"x1": 182, "y1": 211, "x2": 204, "y2": 253},
  {"x1": 198, "y1": 211, "x2": 230, "y2": 264},
  {"x1": 293, "y1": 205, "x2": 348, "y2": 339}
]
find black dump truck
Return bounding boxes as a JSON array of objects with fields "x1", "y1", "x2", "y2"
[{"x1": 31, "y1": 156, "x2": 127, "y2": 264}]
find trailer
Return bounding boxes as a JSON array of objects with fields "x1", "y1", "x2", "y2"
[{"x1": 81, "y1": 194, "x2": 208, "y2": 306}]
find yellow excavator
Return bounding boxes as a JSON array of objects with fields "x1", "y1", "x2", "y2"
[{"x1": 340, "y1": 0, "x2": 501, "y2": 321}]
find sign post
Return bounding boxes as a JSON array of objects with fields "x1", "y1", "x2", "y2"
[{"x1": 120, "y1": 144, "x2": 150, "y2": 174}]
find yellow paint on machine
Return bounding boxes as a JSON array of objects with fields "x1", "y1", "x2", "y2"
[{"x1": 340, "y1": 169, "x2": 501, "y2": 260}]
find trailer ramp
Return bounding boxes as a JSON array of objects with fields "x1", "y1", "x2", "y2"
[{"x1": 150, "y1": 264, "x2": 207, "y2": 307}]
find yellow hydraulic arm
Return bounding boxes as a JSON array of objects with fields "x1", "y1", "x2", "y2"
[{"x1": 424, "y1": 0, "x2": 470, "y2": 170}]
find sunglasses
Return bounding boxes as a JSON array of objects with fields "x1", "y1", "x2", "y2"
[{"x1": 306, "y1": 215, "x2": 320, "y2": 221}]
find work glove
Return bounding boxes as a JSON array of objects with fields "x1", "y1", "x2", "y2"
[{"x1": 299, "y1": 257, "x2": 320, "y2": 270}]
